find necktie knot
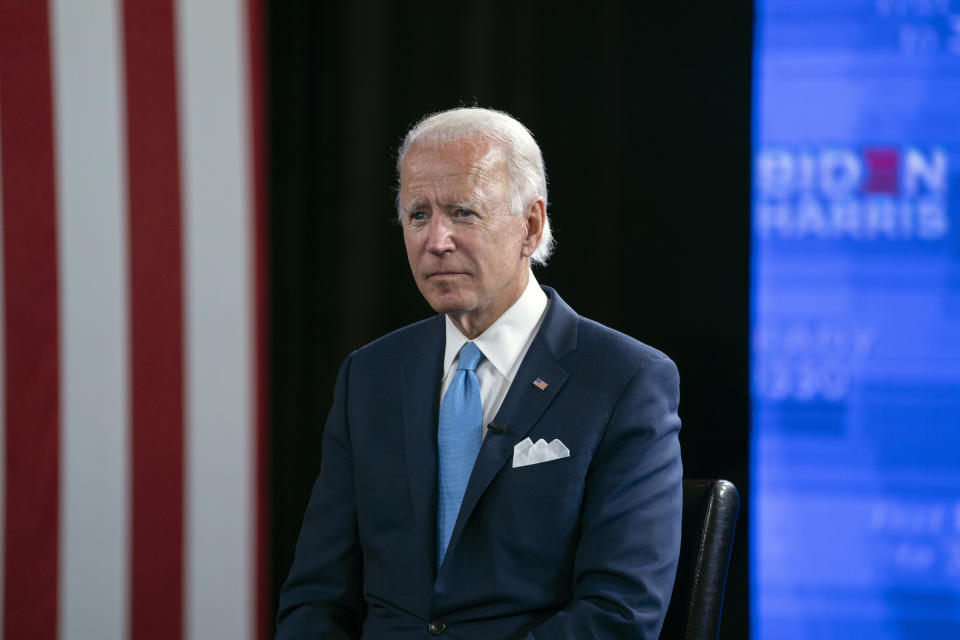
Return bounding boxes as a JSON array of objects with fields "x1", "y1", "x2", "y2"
[{"x1": 457, "y1": 342, "x2": 483, "y2": 372}]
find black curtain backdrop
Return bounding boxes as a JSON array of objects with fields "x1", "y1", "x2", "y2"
[{"x1": 268, "y1": 2, "x2": 753, "y2": 637}]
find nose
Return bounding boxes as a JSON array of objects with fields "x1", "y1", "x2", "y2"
[{"x1": 425, "y1": 215, "x2": 455, "y2": 254}]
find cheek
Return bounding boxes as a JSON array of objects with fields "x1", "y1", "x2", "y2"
[
  {"x1": 402, "y1": 230, "x2": 421, "y2": 258},
  {"x1": 489, "y1": 223, "x2": 525, "y2": 259},
  {"x1": 499, "y1": 218, "x2": 527, "y2": 244}
]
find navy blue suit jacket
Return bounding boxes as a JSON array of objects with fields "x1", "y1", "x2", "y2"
[{"x1": 276, "y1": 287, "x2": 682, "y2": 639}]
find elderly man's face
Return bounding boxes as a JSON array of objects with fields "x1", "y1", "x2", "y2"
[{"x1": 400, "y1": 137, "x2": 543, "y2": 338}]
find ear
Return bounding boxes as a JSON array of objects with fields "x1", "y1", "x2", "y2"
[{"x1": 520, "y1": 198, "x2": 546, "y2": 258}]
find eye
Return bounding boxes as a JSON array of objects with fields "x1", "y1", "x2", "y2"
[
  {"x1": 409, "y1": 211, "x2": 426, "y2": 222},
  {"x1": 455, "y1": 208, "x2": 474, "y2": 218}
]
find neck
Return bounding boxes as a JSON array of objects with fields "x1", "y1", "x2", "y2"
[
  {"x1": 448, "y1": 314, "x2": 491, "y2": 340},
  {"x1": 448, "y1": 268, "x2": 530, "y2": 339}
]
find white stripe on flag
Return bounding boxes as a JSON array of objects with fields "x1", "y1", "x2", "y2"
[
  {"x1": 177, "y1": 1, "x2": 254, "y2": 638},
  {"x1": 51, "y1": 1, "x2": 130, "y2": 639}
]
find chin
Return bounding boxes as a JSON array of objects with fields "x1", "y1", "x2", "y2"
[
  {"x1": 423, "y1": 291, "x2": 473, "y2": 316},
  {"x1": 427, "y1": 299, "x2": 467, "y2": 315}
]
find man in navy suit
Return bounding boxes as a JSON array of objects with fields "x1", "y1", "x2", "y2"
[{"x1": 276, "y1": 107, "x2": 682, "y2": 639}]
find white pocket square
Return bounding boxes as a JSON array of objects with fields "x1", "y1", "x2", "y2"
[{"x1": 512, "y1": 437, "x2": 570, "y2": 468}]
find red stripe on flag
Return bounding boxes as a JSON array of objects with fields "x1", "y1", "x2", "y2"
[
  {"x1": 245, "y1": 0, "x2": 270, "y2": 638},
  {"x1": 122, "y1": 2, "x2": 185, "y2": 639},
  {"x1": 0, "y1": 2, "x2": 61, "y2": 639}
]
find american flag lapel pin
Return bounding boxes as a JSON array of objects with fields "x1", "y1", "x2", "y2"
[{"x1": 532, "y1": 377, "x2": 548, "y2": 390}]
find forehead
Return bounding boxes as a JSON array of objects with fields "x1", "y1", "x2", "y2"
[{"x1": 400, "y1": 137, "x2": 508, "y2": 198}]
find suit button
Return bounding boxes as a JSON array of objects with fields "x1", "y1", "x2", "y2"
[{"x1": 427, "y1": 620, "x2": 446, "y2": 635}]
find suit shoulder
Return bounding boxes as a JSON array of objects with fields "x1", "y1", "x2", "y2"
[
  {"x1": 348, "y1": 314, "x2": 441, "y2": 364},
  {"x1": 576, "y1": 315, "x2": 674, "y2": 369},
  {"x1": 567, "y1": 316, "x2": 681, "y2": 428}
]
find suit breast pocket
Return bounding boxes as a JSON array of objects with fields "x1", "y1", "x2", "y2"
[{"x1": 497, "y1": 451, "x2": 591, "y2": 489}]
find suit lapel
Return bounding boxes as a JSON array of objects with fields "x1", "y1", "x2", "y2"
[
  {"x1": 443, "y1": 288, "x2": 579, "y2": 564},
  {"x1": 401, "y1": 316, "x2": 445, "y2": 568}
]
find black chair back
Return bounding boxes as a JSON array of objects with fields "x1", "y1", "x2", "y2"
[{"x1": 659, "y1": 479, "x2": 740, "y2": 640}]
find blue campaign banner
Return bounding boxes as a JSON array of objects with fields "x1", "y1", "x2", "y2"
[{"x1": 752, "y1": 1, "x2": 960, "y2": 637}]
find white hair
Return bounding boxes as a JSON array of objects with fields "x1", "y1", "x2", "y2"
[{"x1": 397, "y1": 107, "x2": 554, "y2": 266}]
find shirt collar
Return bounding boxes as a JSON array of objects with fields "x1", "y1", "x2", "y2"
[{"x1": 443, "y1": 271, "x2": 548, "y2": 380}]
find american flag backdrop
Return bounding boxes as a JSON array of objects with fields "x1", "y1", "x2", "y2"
[{"x1": 0, "y1": 0, "x2": 267, "y2": 638}]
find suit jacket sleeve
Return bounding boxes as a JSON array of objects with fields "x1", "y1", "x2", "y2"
[
  {"x1": 275, "y1": 354, "x2": 365, "y2": 640},
  {"x1": 523, "y1": 353, "x2": 683, "y2": 639}
]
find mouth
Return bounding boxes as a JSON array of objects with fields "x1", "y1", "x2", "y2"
[{"x1": 427, "y1": 271, "x2": 465, "y2": 279}]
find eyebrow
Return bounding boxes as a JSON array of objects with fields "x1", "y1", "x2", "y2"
[
  {"x1": 401, "y1": 199, "x2": 479, "y2": 215},
  {"x1": 401, "y1": 200, "x2": 427, "y2": 215}
]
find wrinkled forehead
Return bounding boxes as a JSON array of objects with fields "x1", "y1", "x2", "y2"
[{"x1": 400, "y1": 136, "x2": 508, "y2": 190}]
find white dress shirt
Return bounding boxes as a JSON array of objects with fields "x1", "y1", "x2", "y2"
[{"x1": 441, "y1": 272, "x2": 549, "y2": 439}]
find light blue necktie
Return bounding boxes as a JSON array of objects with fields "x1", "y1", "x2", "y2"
[{"x1": 437, "y1": 341, "x2": 484, "y2": 566}]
